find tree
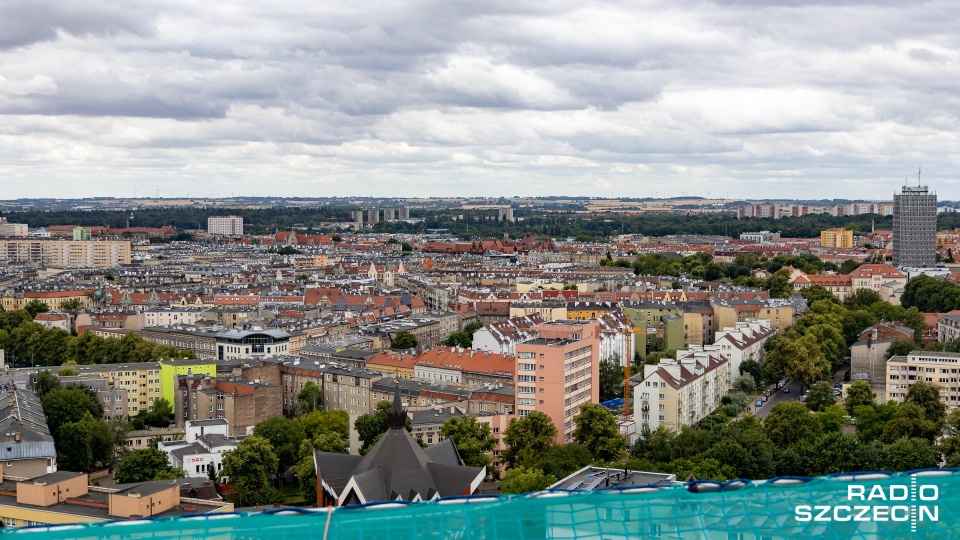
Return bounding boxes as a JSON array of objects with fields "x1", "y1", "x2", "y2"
[
  {"x1": 784, "y1": 334, "x2": 829, "y2": 391},
  {"x1": 84, "y1": 413, "x2": 120, "y2": 470},
  {"x1": 839, "y1": 259, "x2": 862, "y2": 274},
  {"x1": 844, "y1": 381, "x2": 876, "y2": 416},
  {"x1": 115, "y1": 448, "x2": 179, "y2": 483},
  {"x1": 392, "y1": 331, "x2": 418, "y2": 349},
  {"x1": 498, "y1": 467, "x2": 557, "y2": 494},
  {"x1": 738, "y1": 359, "x2": 763, "y2": 386},
  {"x1": 904, "y1": 380, "x2": 947, "y2": 428},
  {"x1": 502, "y1": 411, "x2": 558, "y2": 468},
  {"x1": 300, "y1": 409, "x2": 349, "y2": 441},
  {"x1": 764, "y1": 402, "x2": 822, "y2": 447},
  {"x1": 440, "y1": 416, "x2": 497, "y2": 468},
  {"x1": 24, "y1": 300, "x2": 49, "y2": 318},
  {"x1": 800, "y1": 285, "x2": 837, "y2": 305},
  {"x1": 536, "y1": 444, "x2": 593, "y2": 480},
  {"x1": 855, "y1": 402, "x2": 899, "y2": 442},
  {"x1": 805, "y1": 381, "x2": 836, "y2": 412},
  {"x1": 732, "y1": 374, "x2": 756, "y2": 394},
  {"x1": 598, "y1": 356, "x2": 623, "y2": 402},
  {"x1": 355, "y1": 400, "x2": 411, "y2": 455},
  {"x1": 841, "y1": 310, "x2": 879, "y2": 346},
  {"x1": 882, "y1": 437, "x2": 938, "y2": 471},
  {"x1": 882, "y1": 403, "x2": 938, "y2": 443},
  {"x1": 842, "y1": 289, "x2": 882, "y2": 310},
  {"x1": 59, "y1": 298, "x2": 83, "y2": 311},
  {"x1": 572, "y1": 403, "x2": 626, "y2": 463},
  {"x1": 885, "y1": 338, "x2": 921, "y2": 359},
  {"x1": 57, "y1": 421, "x2": 92, "y2": 472},
  {"x1": 220, "y1": 436, "x2": 280, "y2": 507},
  {"x1": 41, "y1": 386, "x2": 102, "y2": 440},
  {"x1": 253, "y1": 416, "x2": 307, "y2": 480},
  {"x1": 297, "y1": 382, "x2": 323, "y2": 416},
  {"x1": 440, "y1": 331, "x2": 473, "y2": 348},
  {"x1": 34, "y1": 371, "x2": 60, "y2": 398}
]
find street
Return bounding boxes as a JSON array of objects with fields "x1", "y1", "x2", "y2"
[{"x1": 752, "y1": 364, "x2": 848, "y2": 419}]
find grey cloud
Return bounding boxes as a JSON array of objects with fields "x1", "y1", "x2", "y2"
[{"x1": 0, "y1": 0, "x2": 157, "y2": 49}]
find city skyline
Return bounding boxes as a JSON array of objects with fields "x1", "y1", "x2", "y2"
[{"x1": 1, "y1": 2, "x2": 959, "y2": 199}]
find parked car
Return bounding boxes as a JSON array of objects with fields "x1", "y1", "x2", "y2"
[
  {"x1": 764, "y1": 390, "x2": 772, "y2": 397},
  {"x1": 756, "y1": 400, "x2": 764, "y2": 408},
  {"x1": 762, "y1": 395, "x2": 768, "y2": 402}
]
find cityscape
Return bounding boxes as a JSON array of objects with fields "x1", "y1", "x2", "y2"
[{"x1": 3, "y1": 0, "x2": 960, "y2": 538}]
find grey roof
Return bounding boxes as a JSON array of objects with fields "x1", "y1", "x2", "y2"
[
  {"x1": 549, "y1": 466, "x2": 676, "y2": 491},
  {"x1": 26, "y1": 471, "x2": 86, "y2": 484},
  {"x1": 189, "y1": 418, "x2": 228, "y2": 427},
  {"x1": 170, "y1": 443, "x2": 207, "y2": 465},
  {"x1": 314, "y1": 387, "x2": 484, "y2": 504}
]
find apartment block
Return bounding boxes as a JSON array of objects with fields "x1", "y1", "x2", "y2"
[
  {"x1": 207, "y1": 216, "x2": 244, "y2": 237},
  {"x1": 893, "y1": 185, "x2": 937, "y2": 268},
  {"x1": 631, "y1": 351, "x2": 730, "y2": 436},
  {"x1": 413, "y1": 347, "x2": 515, "y2": 388},
  {"x1": 514, "y1": 320, "x2": 601, "y2": 444},
  {"x1": 886, "y1": 351, "x2": 960, "y2": 409},
  {"x1": 174, "y1": 376, "x2": 282, "y2": 437},
  {"x1": 820, "y1": 227, "x2": 853, "y2": 249},
  {"x1": 0, "y1": 239, "x2": 131, "y2": 268}
]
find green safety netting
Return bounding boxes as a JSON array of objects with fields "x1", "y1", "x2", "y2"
[{"x1": 6, "y1": 470, "x2": 959, "y2": 540}]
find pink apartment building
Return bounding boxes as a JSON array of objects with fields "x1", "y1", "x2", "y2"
[{"x1": 514, "y1": 320, "x2": 601, "y2": 444}]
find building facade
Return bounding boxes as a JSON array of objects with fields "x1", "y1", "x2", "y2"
[
  {"x1": 820, "y1": 228, "x2": 854, "y2": 248},
  {"x1": 892, "y1": 185, "x2": 937, "y2": 268},
  {"x1": 207, "y1": 216, "x2": 244, "y2": 237},
  {"x1": 514, "y1": 320, "x2": 601, "y2": 444},
  {"x1": 631, "y1": 351, "x2": 730, "y2": 435},
  {"x1": 886, "y1": 350, "x2": 960, "y2": 409}
]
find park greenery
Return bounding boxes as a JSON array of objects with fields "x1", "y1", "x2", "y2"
[
  {"x1": 0, "y1": 307, "x2": 193, "y2": 367},
  {"x1": 39, "y1": 381, "x2": 163, "y2": 475}
]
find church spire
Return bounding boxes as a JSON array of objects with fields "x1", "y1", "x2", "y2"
[{"x1": 387, "y1": 379, "x2": 406, "y2": 429}]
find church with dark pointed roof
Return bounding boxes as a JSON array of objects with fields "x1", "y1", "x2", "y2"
[{"x1": 313, "y1": 385, "x2": 486, "y2": 506}]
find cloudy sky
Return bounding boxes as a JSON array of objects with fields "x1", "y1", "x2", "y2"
[{"x1": 1, "y1": 1, "x2": 959, "y2": 200}]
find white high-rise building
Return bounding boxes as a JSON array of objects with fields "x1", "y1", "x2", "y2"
[{"x1": 207, "y1": 216, "x2": 244, "y2": 237}]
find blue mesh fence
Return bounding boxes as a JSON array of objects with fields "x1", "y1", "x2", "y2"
[{"x1": 5, "y1": 469, "x2": 960, "y2": 539}]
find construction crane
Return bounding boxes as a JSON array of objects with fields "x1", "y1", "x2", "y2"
[{"x1": 623, "y1": 362, "x2": 631, "y2": 404}]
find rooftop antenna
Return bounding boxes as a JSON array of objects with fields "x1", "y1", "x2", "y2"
[{"x1": 918, "y1": 165, "x2": 922, "y2": 186}]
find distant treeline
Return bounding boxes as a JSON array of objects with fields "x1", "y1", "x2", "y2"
[{"x1": 7, "y1": 207, "x2": 960, "y2": 239}]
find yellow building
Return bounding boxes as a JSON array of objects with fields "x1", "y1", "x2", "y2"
[{"x1": 820, "y1": 227, "x2": 854, "y2": 248}]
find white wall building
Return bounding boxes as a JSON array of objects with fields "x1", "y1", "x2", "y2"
[
  {"x1": 207, "y1": 216, "x2": 244, "y2": 237},
  {"x1": 631, "y1": 351, "x2": 730, "y2": 438}
]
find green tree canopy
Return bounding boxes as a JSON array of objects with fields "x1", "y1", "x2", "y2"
[
  {"x1": 24, "y1": 300, "x2": 50, "y2": 318},
  {"x1": 764, "y1": 402, "x2": 822, "y2": 447},
  {"x1": 41, "y1": 385, "x2": 102, "y2": 440},
  {"x1": 253, "y1": 416, "x2": 307, "y2": 479},
  {"x1": 498, "y1": 467, "x2": 557, "y2": 494},
  {"x1": 297, "y1": 381, "x2": 323, "y2": 416},
  {"x1": 440, "y1": 415, "x2": 497, "y2": 469},
  {"x1": 805, "y1": 381, "x2": 836, "y2": 412},
  {"x1": 904, "y1": 380, "x2": 947, "y2": 428},
  {"x1": 114, "y1": 448, "x2": 181, "y2": 483},
  {"x1": 572, "y1": 403, "x2": 626, "y2": 463},
  {"x1": 220, "y1": 435, "x2": 280, "y2": 507},
  {"x1": 502, "y1": 411, "x2": 558, "y2": 468},
  {"x1": 844, "y1": 381, "x2": 876, "y2": 416},
  {"x1": 882, "y1": 437, "x2": 939, "y2": 471},
  {"x1": 392, "y1": 331, "x2": 418, "y2": 349},
  {"x1": 34, "y1": 371, "x2": 60, "y2": 398}
]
